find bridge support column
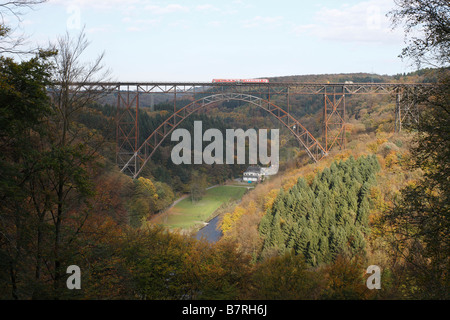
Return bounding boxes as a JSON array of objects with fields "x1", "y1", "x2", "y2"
[
  {"x1": 116, "y1": 85, "x2": 140, "y2": 177},
  {"x1": 395, "y1": 88, "x2": 419, "y2": 133},
  {"x1": 324, "y1": 92, "x2": 346, "y2": 152}
]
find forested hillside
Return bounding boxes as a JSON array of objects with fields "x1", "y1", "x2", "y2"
[
  {"x1": 1, "y1": 53, "x2": 445, "y2": 299},
  {"x1": 1, "y1": 0, "x2": 448, "y2": 301},
  {"x1": 259, "y1": 155, "x2": 380, "y2": 265}
]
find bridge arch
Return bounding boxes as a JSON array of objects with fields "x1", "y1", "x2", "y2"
[{"x1": 120, "y1": 92, "x2": 327, "y2": 178}]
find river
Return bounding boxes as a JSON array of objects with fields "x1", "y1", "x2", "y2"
[
  {"x1": 195, "y1": 183, "x2": 252, "y2": 242},
  {"x1": 195, "y1": 214, "x2": 223, "y2": 243}
]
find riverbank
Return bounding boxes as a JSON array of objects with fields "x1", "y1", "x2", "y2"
[{"x1": 150, "y1": 184, "x2": 251, "y2": 235}]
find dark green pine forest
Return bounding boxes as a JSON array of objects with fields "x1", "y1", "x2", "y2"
[{"x1": 259, "y1": 155, "x2": 380, "y2": 265}]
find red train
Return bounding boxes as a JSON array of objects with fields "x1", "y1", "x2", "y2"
[{"x1": 212, "y1": 79, "x2": 269, "y2": 83}]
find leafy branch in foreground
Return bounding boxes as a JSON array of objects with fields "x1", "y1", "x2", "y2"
[{"x1": 389, "y1": 0, "x2": 450, "y2": 68}]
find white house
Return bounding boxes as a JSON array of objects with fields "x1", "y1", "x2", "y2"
[{"x1": 243, "y1": 166, "x2": 263, "y2": 183}]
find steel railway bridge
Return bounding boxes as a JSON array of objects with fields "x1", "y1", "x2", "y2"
[{"x1": 72, "y1": 81, "x2": 433, "y2": 178}]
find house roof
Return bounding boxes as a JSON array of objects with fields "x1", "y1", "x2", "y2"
[{"x1": 244, "y1": 166, "x2": 262, "y2": 174}]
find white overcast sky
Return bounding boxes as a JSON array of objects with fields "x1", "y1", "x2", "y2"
[{"x1": 10, "y1": 0, "x2": 414, "y2": 81}]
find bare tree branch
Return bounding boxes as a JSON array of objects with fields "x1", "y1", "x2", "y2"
[
  {"x1": 0, "y1": 0, "x2": 47, "y2": 55},
  {"x1": 49, "y1": 28, "x2": 113, "y2": 148},
  {"x1": 388, "y1": 0, "x2": 450, "y2": 68}
]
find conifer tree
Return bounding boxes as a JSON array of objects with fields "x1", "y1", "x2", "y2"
[{"x1": 258, "y1": 155, "x2": 380, "y2": 265}]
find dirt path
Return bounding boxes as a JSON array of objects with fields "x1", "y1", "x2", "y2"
[{"x1": 168, "y1": 194, "x2": 189, "y2": 209}]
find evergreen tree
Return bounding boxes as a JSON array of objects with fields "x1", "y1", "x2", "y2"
[{"x1": 258, "y1": 155, "x2": 380, "y2": 265}]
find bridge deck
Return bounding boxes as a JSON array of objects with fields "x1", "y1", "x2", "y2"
[
  {"x1": 70, "y1": 81, "x2": 431, "y2": 86},
  {"x1": 66, "y1": 82, "x2": 434, "y2": 95}
]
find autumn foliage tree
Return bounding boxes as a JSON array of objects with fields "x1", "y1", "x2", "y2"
[
  {"x1": 382, "y1": 0, "x2": 450, "y2": 299},
  {"x1": 247, "y1": 250, "x2": 325, "y2": 299}
]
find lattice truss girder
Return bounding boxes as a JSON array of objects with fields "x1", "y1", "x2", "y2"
[
  {"x1": 116, "y1": 88, "x2": 139, "y2": 176},
  {"x1": 395, "y1": 87, "x2": 420, "y2": 132},
  {"x1": 112, "y1": 82, "x2": 432, "y2": 178},
  {"x1": 119, "y1": 92, "x2": 327, "y2": 178},
  {"x1": 324, "y1": 94, "x2": 346, "y2": 152}
]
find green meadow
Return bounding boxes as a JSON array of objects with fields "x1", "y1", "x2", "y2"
[{"x1": 162, "y1": 185, "x2": 249, "y2": 230}]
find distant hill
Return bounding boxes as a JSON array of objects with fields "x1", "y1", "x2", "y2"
[{"x1": 268, "y1": 73, "x2": 392, "y2": 83}]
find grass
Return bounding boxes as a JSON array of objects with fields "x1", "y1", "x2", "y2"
[{"x1": 160, "y1": 185, "x2": 249, "y2": 230}]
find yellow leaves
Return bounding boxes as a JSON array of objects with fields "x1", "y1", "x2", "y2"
[
  {"x1": 305, "y1": 173, "x2": 316, "y2": 185},
  {"x1": 376, "y1": 154, "x2": 386, "y2": 170},
  {"x1": 137, "y1": 176, "x2": 158, "y2": 201},
  {"x1": 369, "y1": 187, "x2": 383, "y2": 208},
  {"x1": 385, "y1": 151, "x2": 398, "y2": 169},
  {"x1": 345, "y1": 123, "x2": 355, "y2": 133},
  {"x1": 346, "y1": 122, "x2": 366, "y2": 134},
  {"x1": 368, "y1": 186, "x2": 385, "y2": 226},
  {"x1": 129, "y1": 177, "x2": 161, "y2": 227},
  {"x1": 221, "y1": 201, "x2": 259, "y2": 235},
  {"x1": 334, "y1": 150, "x2": 352, "y2": 161},
  {"x1": 263, "y1": 189, "x2": 279, "y2": 212},
  {"x1": 323, "y1": 254, "x2": 373, "y2": 300},
  {"x1": 247, "y1": 201, "x2": 257, "y2": 215},
  {"x1": 221, "y1": 206, "x2": 247, "y2": 235},
  {"x1": 282, "y1": 177, "x2": 297, "y2": 191},
  {"x1": 368, "y1": 137, "x2": 388, "y2": 153}
]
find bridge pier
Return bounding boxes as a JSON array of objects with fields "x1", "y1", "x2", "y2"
[
  {"x1": 395, "y1": 87, "x2": 420, "y2": 133},
  {"x1": 116, "y1": 86, "x2": 140, "y2": 177},
  {"x1": 324, "y1": 90, "x2": 346, "y2": 152}
]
